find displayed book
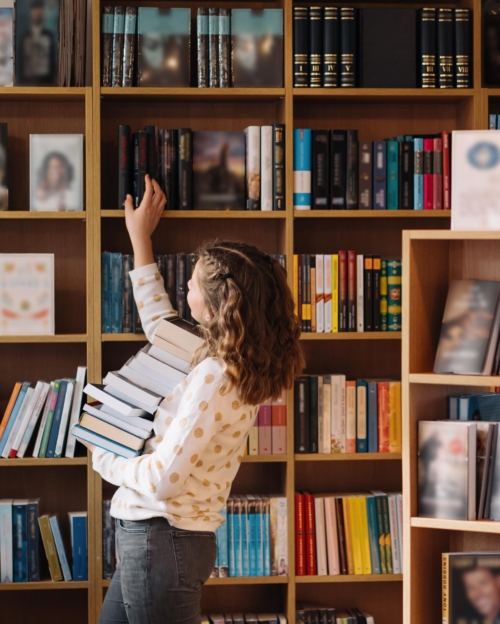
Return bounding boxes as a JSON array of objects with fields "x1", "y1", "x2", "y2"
[
  {"x1": 434, "y1": 280, "x2": 500, "y2": 375},
  {"x1": 0, "y1": 6, "x2": 13, "y2": 86},
  {"x1": 0, "y1": 253, "x2": 54, "y2": 335},
  {"x1": 69, "y1": 511, "x2": 88, "y2": 580},
  {"x1": 30, "y1": 134, "x2": 84, "y2": 212}
]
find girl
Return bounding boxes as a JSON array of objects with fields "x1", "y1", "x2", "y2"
[{"x1": 81, "y1": 175, "x2": 303, "y2": 624}]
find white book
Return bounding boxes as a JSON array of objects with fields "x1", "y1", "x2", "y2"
[
  {"x1": 387, "y1": 494, "x2": 401, "y2": 574},
  {"x1": 65, "y1": 366, "x2": 87, "y2": 458},
  {"x1": 119, "y1": 358, "x2": 174, "y2": 397},
  {"x1": 323, "y1": 254, "x2": 332, "y2": 333},
  {"x1": 104, "y1": 384, "x2": 157, "y2": 416},
  {"x1": 314, "y1": 497, "x2": 328, "y2": 575},
  {"x1": 136, "y1": 350, "x2": 187, "y2": 385},
  {"x1": 83, "y1": 384, "x2": 147, "y2": 418},
  {"x1": 154, "y1": 317, "x2": 205, "y2": 354},
  {"x1": 331, "y1": 375, "x2": 346, "y2": 453},
  {"x1": 104, "y1": 371, "x2": 162, "y2": 408},
  {"x1": 397, "y1": 493, "x2": 403, "y2": 567},
  {"x1": 362, "y1": 614, "x2": 375, "y2": 624},
  {"x1": 277, "y1": 497, "x2": 287, "y2": 575},
  {"x1": 356, "y1": 382, "x2": 367, "y2": 454},
  {"x1": 10, "y1": 381, "x2": 45, "y2": 456},
  {"x1": 54, "y1": 380, "x2": 75, "y2": 458},
  {"x1": 2, "y1": 387, "x2": 33, "y2": 458},
  {"x1": 244, "y1": 126, "x2": 261, "y2": 210},
  {"x1": 85, "y1": 402, "x2": 154, "y2": 432},
  {"x1": 324, "y1": 496, "x2": 340, "y2": 575},
  {"x1": 83, "y1": 404, "x2": 153, "y2": 440},
  {"x1": 33, "y1": 381, "x2": 55, "y2": 457},
  {"x1": 0, "y1": 499, "x2": 13, "y2": 583},
  {"x1": 17, "y1": 381, "x2": 50, "y2": 458},
  {"x1": 345, "y1": 381, "x2": 356, "y2": 454},
  {"x1": 151, "y1": 334, "x2": 193, "y2": 364},
  {"x1": 147, "y1": 343, "x2": 191, "y2": 374},
  {"x1": 315, "y1": 254, "x2": 324, "y2": 332},
  {"x1": 127, "y1": 356, "x2": 177, "y2": 391},
  {"x1": 248, "y1": 422, "x2": 259, "y2": 455},
  {"x1": 317, "y1": 376, "x2": 324, "y2": 452},
  {"x1": 260, "y1": 126, "x2": 273, "y2": 211},
  {"x1": 321, "y1": 375, "x2": 331, "y2": 454},
  {"x1": 356, "y1": 254, "x2": 364, "y2": 332}
]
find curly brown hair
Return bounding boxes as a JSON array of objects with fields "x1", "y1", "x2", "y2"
[{"x1": 193, "y1": 239, "x2": 304, "y2": 406}]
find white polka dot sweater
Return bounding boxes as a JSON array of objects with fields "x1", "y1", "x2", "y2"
[{"x1": 92, "y1": 263, "x2": 259, "y2": 531}]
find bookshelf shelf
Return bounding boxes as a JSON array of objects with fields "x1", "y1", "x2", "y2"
[
  {"x1": 295, "y1": 574, "x2": 403, "y2": 584},
  {"x1": 410, "y1": 517, "x2": 500, "y2": 534},
  {"x1": 0, "y1": 581, "x2": 90, "y2": 591},
  {"x1": 205, "y1": 576, "x2": 289, "y2": 585},
  {"x1": 300, "y1": 332, "x2": 401, "y2": 341},
  {"x1": 100, "y1": 87, "x2": 286, "y2": 101},
  {"x1": 0, "y1": 211, "x2": 87, "y2": 219},
  {"x1": 101, "y1": 333, "x2": 147, "y2": 342},
  {"x1": 101, "y1": 210, "x2": 287, "y2": 219},
  {"x1": 0, "y1": 86, "x2": 88, "y2": 101},
  {"x1": 242, "y1": 455, "x2": 288, "y2": 463},
  {"x1": 408, "y1": 373, "x2": 499, "y2": 387},
  {"x1": 295, "y1": 453, "x2": 402, "y2": 462},
  {"x1": 0, "y1": 334, "x2": 88, "y2": 344},
  {"x1": 0, "y1": 457, "x2": 88, "y2": 467},
  {"x1": 294, "y1": 210, "x2": 451, "y2": 219},
  {"x1": 292, "y1": 88, "x2": 476, "y2": 101}
]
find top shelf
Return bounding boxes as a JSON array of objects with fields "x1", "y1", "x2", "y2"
[
  {"x1": 0, "y1": 87, "x2": 88, "y2": 101},
  {"x1": 100, "y1": 87, "x2": 285, "y2": 102},
  {"x1": 407, "y1": 230, "x2": 500, "y2": 240},
  {"x1": 293, "y1": 88, "x2": 477, "y2": 102}
]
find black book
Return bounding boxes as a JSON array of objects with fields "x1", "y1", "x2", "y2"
[
  {"x1": 272, "y1": 123, "x2": 286, "y2": 211},
  {"x1": 372, "y1": 255, "x2": 381, "y2": 331},
  {"x1": 165, "y1": 254, "x2": 176, "y2": 306},
  {"x1": 133, "y1": 300, "x2": 143, "y2": 334},
  {"x1": 158, "y1": 129, "x2": 166, "y2": 198},
  {"x1": 418, "y1": 7, "x2": 437, "y2": 88},
  {"x1": 323, "y1": 7, "x2": 339, "y2": 87},
  {"x1": 168, "y1": 130, "x2": 179, "y2": 210},
  {"x1": 359, "y1": 141, "x2": 372, "y2": 209},
  {"x1": 309, "y1": 376, "x2": 318, "y2": 453},
  {"x1": 176, "y1": 253, "x2": 187, "y2": 319},
  {"x1": 346, "y1": 129, "x2": 358, "y2": 209},
  {"x1": 454, "y1": 8, "x2": 471, "y2": 88},
  {"x1": 122, "y1": 7, "x2": 137, "y2": 87},
  {"x1": 309, "y1": 6, "x2": 323, "y2": 88},
  {"x1": 359, "y1": 8, "x2": 417, "y2": 88},
  {"x1": 101, "y1": 6, "x2": 114, "y2": 87},
  {"x1": 197, "y1": 8, "x2": 209, "y2": 88},
  {"x1": 484, "y1": 13, "x2": 500, "y2": 87},
  {"x1": 133, "y1": 131, "x2": 147, "y2": 208},
  {"x1": 400, "y1": 141, "x2": 414, "y2": 209},
  {"x1": 122, "y1": 254, "x2": 134, "y2": 334},
  {"x1": 177, "y1": 128, "x2": 192, "y2": 210},
  {"x1": 209, "y1": 8, "x2": 219, "y2": 88},
  {"x1": 312, "y1": 130, "x2": 329, "y2": 208},
  {"x1": 144, "y1": 125, "x2": 158, "y2": 182},
  {"x1": 363, "y1": 255, "x2": 373, "y2": 331},
  {"x1": 437, "y1": 8, "x2": 454, "y2": 88},
  {"x1": 154, "y1": 255, "x2": 166, "y2": 286},
  {"x1": 340, "y1": 7, "x2": 357, "y2": 88},
  {"x1": 330, "y1": 130, "x2": 347, "y2": 208},
  {"x1": 294, "y1": 377, "x2": 310, "y2": 453},
  {"x1": 219, "y1": 9, "x2": 231, "y2": 88},
  {"x1": 326, "y1": 609, "x2": 336, "y2": 624},
  {"x1": 186, "y1": 253, "x2": 198, "y2": 323},
  {"x1": 118, "y1": 125, "x2": 131, "y2": 209},
  {"x1": 293, "y1": 7, "x2": 309, "y2": 87},
  {"x1": 111, "y1": 6, "x2": 125, "y2": 88},
  {"x1": 318, "y1": 610, "x2": 328, "y2": 624}
]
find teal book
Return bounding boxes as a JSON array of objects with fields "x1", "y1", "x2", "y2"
[
  {"x1": 386, "y1": 141, "x2": 399, "y2": 209},
  {"x1": 365, "y1": 496, "x2": 381, "y2": 574},
  {"x1": 233, "y1": 496, "x2": 243, "y2": 576},
  {"x1": 45, "y1": 380, "x2": 68, "y2": 458},
  {"x1": 241, "y1": 496, "x2": 249, "y2": 577},
  {"x1": 459, "y1": 393, "x2": 500, "y2": 421},
  {"x1": 12, "y1": 500, "x2": 28, "y2": 582},
  {"x1": 413, "y1": 138, "x2": 424, "y2": 210},
  {"x1": 293, "y1": 129, "x2": 312, "y2": 209},
  {"x1": 263, "y1": 496, "x2": 271, "y2": 576},
  {"x1": 49, "y1": 516, "x2": 72, "y2": 581},
  {"x1": 27, "y1": 499, "x2": 40, "y2": 582},
  {"x1": 101, "y1": 252, "x2": 112, "y2": 333},
  {"x1": 69, "y1": 512, "x2": 88, "y2": 581},
  {"x1": 38, "y1": 380, "x2": 61, "y2": 458},
  {"x1": 247, "y1": 496, "x2": 257, "y2": 576},
  {"x1": 227, "y1": 498, "x2": 235, "y2": 576},
  {"x1": 216, "y1": 505, "x2": 229, "y2": 577},
  {"x1": 256, "y1": 496, "x2": 264, "y2": 576}
]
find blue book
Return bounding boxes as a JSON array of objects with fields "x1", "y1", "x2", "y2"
[
  {"x1": 227, "y1": 498, "x2": 235, "y2": 576},
  {"x1": 366, "y1": 496, "x2": 381, "y2": 574},
  {"x1": 233, "y1": 497, "x2": 243, "y2": 576},
  {"x1": 45, "y1": 380, "x2": 68, "y2": 458},
  {"x1": 241, "y1": 496, "x2": 249, "y2": 577},
  {"x1": 101, "y1": 252, "x2": 112, "y2": 333},
  {"x1": 413, "y1": 138, "x2": 424, "y2": 210},
  {"x1": 459, "y1": 393, "x2": 500, "y2": 421},
  {"x1": 49, "y1": 516, "x2": 72, "y2": 581},
  {"x1": 386, "y1": 141, "x2": 398, "y2": 210},
  {"x1": 247, "y1": 496, "x2": 257, "y2": 576},
  {"x1": 256, "y1": 496, "x2": 264, "y2": 576},
  {"x1": 110, "y1": 252, "x2": 123, "y2": 333},
  {"x1": 216, "y1": 505, "x2": 229, "y2": 577},
  {"x1": 497, "y1": 115, "x2": 500, "y2": 130},
  {"x1": 263, "y1": 497, "x2": 270, "y2": 576},
  {"x1": 69, "y1": 512, "x2": 88, "y2": 581},
  {"x1": 356, "y1": 380, "x2": 368, "y2": 453},
  {"x1": 0, "y1": 382, "x2": 29, "y2": 456},
  {"x1": 27, "y1": 500, "x2": 40, "y2": 582},
  {"x1": 367, "y1": 381, "x2": 378, "y2": 453},
  {"x1": 122, "y1": 254, "x2": 134, "y2": 333},
  {"x1": 12, "y1": 500, "x2": 28, "y2": 582},
  {"x1": 490, "y1": 114, "x2": 497, "y2": 130},
  {"x1": 372, "y1": 141, "x2": 386, "y2": 209},
  {"x1": 293, "y1": 128, "x2": 312, "y2": 209}
]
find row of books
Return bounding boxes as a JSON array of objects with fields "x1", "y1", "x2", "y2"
[
  {"x1": 247, "y1": 397, "x2": 287, "y2": 456},
  {"x1": 102, "y1": 7, "x2": 283, "y2": 88},
  {"x1": 0, "y1": 367, "x2": 86, "y2": 460},
  {"x1": 202, "y1": 616, "x2": 287, "y2": 624},
  {"x1": 294, "y1": 377, "x2": 402, "y2": 455},
  {"x1": 118, "y1": 125, "x2": 286, "y2": 212},
  {"x1": 293, "y1": 7, "x2": 471, "y2": 89},
  {"x1": 0, "y1": 499, "x2": 87, "y2": 583},
  {"x1": 293, "y1": 129, "x2": 451, "y2": 211},
  {"x1": 293, "y1": 254, "x2": 402, "y2": 333},
  {"x1": 295, "y1": 491, "x2": 402, "y2": 576},
  {"x1": 0, "y1": 0, "x2": 86, "y2": 88},
  {"x1": 297, "y1": 608, "x2": 374, "y2": 624},
  {"x1": 488, "y1": 114, "x2": 500, "y2": 130}
]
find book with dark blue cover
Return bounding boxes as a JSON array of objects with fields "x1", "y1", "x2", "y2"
[
  {"x1": 27, "y1": 499, "x2": 40, "y2": 581},
  {"x1": 12, "y1": 500, "x2": 28, "y2": 582},
  {"x1": 110, "y1": 252, "x2": 123, "y2": 333},
  {"x1": 49, "y1": 515, "x2": 72, "y2": 581},
  {"x1": 0, "y1": 382, "x2": 29, "y2": 456},
  {"x1": 293, "y1": 129, "x2": 312, "y2": 209},
  {"x1": 386, "y1": 141, "x2": 399, "y2": 210},
  {"x1": 101, "y1": 252, "x2": 111, "y2": 333},
  {"x1": 367, "y1": 381, "x2": 378, "y2": 453},
  {"x1": 45, "y1": 380, "x2": 68, "y2": 458},
  {"x1": 373, "y1": 141, "x2": 387, "y2": 209},
  {"x1": 69, "y1": 512, "x2": 88, "y2": 581},
  {"x1": 356, "y1": 380, "x2": 368, "y2": 452}
]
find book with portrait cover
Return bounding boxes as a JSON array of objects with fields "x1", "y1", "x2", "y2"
[
  {"x1": 0, "y1": 253, "x2": 55, "y2": 335},
  {"x1": 137, "y1": 7, "x2": 190, "y2": 87},
  {"x1": 193, "y1": 131, "x2": 245, "y2": 210},
  {"x1": 0, "y1": 5, "x2": 13, "y2": 86}
]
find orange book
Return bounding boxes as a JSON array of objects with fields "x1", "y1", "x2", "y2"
[
  {"x1": 0, "y1": 383, "x2": 22, "y2": 442},
  {"x1": 389, "y1": 381, "x2": 402, "y2": 453},
  {"x1": 295, "y1": 494, "x2": 306, "y2": 576},
  {"x1": 378, "y1": 381, "x2": 390, "y2": 453},
  {"x1": 345, "y1": 380, "x2": 356, "y2": 453},
  {"x1": 304, "y1": 493, "x2": 317, "y2": 575},
  {"x1": 342, "y1": 496, "x2": 355, "y2": 574}
]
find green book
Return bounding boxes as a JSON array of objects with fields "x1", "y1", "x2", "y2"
[
  {"x1": 387, "y1": 259, "x2": 402, "y2": 332},
  {"x1": 38, "y1": 380, "x2": 60, "y2": 458}
]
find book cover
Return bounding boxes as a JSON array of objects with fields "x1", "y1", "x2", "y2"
[
  {"x1": 321, "y1": 376, "x2": 331, "y2": 454},
  {"x1": 197, "y1": 8, "x2": 209, "y2": 88},
  {"x1": 345, "y1": 380, "x2": 356, "y2": 453},
  {"x1": 387, "y1": 141, "x2": 399, "y2": 210},
  {"x1": 358, "y1": 141, "x2": 372, "y2": 209},
  {"x1": 347, "y1": 250, "x2": 356, "y2": 331},
  {"x1": 110, "y1": 252, "x2": 123, "y2": 333},
  {"x1": 326, "y1": 254, "x2": 334, "y2": 333},
  {"x1": 387, "y1": 259, "x2": 402, "y2": 332},
  {"x1": 244, "y1": 126, "x2": 260, "y2": 210},
  {"x1": 0, "y1": 499, "x2": 13, "y2": 582},
  {"x1": 356, "y1": 380, "x2": 368, "y2": 453},
  {"x1": 101, "y1": 252, "x2": 111, "y2": 333},
  {"x1": 433, "y1": 137, "x2": 443, "y2": 210},
  {"x1": 101, "y1": 6, "x2": 113, "y2": 86},
  {"x1": 323, "y1": 497, "x2": 340, "y2": 575},
  {"x1": 341, "y1": 497, "x2": 355, "y2": 575},
  {"x1": 378, "y1": 381, "x2": 390, "y2": 453},
  {"x1": 363, "y1": 256, "x2": 373, "y2": 331},
  {"x1": 455, "y1": 8, "x2": 471, "y2": 88},
  {"x1": 309, "y1": 6, "x2": 322, "y2": 88},
  {"x1": 314, "y1": 497, "x2": 328, "y2": 575},
  {"x1": 294, "y1": 377, "x2": 310, "y2": 453},
  {"x1": 258, "y1": 401, "x2": 272, "y2": 455},
  {"x1": 122, "y1": 7, "x2": 137, "y2": 87},
  {"x1": 177, "y1": 128, "x2": 192, "y2": 210},
  {"x1": 372, "y1": 256, "x2": 381, "y2": 331},
  {"x1": 330, "y1": 130, "x2": 347, "y2": 208},
  {"x1": 272, "y1": 124, "x2": 285, "y2": 211},
  {"x1": 309, "y1": 375, "x2": 318, "y2": 453},
  {"x1": 261, "y1": 126, "x2": 273, "y2": 212},
  {"x1": 367, "y1": 381, "x2": 378, "y2": 453},
  {"x1": 144, "y1": 125, "x2": 158, "y2": 182},
  {"x1": 437, "y1": 8, "x2": 454, "y2": 88},
  {"x1": 304, "y1": 493, "x2": 317, "y2": 575},
  {"x1": 373, "y1": 141, "x2": 386, "y2": 209},
  {"x1": 389, "y1": 381, "x2": 402, "y2": 453},
  {"x1": 312, "y1": 130, "x2": 329, "y2": 208},
  {"x1": 111, "y1": 6, "x2": 125, "y2": 87},
  {"x1": 49, "y1": 515, "x2": 72, "y2": 581},
  {"x1": 293, "y1": 7, "x2": 308, "y2": 87},
  {"x1": 208, "y1": 8, "x2": 219, "y2": 88},
  {"x1": 12, "y1": 500, "x2": 28, "y2": 582},
  {"x1": 38, "y1": 515, "x2": 62, "y2": 581},
  {"x1": 400, "y1": 141, "x2": 414, "y2": 209},
  {"x1": 121, "y1": 254, "x2": 134, "y2": 333},
  {"x1": 335, "y1": 497, "x2": 348, "y2": 575},
  {"x1": 365, "y1": 495, "x2": 381, "y2": 574},
  {"x1": 442, "y1": 131, "x2": 451, "y2": 210},
  {"x1": 38, "y1": 380, "x2": 59, "y2": 457},
  {"x1": 340, "y1": 8, "x2": 357, "y2": 87},
  {"x1": 293, "y1": 129, "x2": 312, "y2": 210},
  {"x1": 69, "y1": 512, "x2": 88, "y2": 580},
  {"x1": 346, "y1": 130, "x2": 358, "y2": 209},
  {"x1": 217, "y1": 505, "x2": 229, "y2": 577},
  {"x1": 295, "y1": 494, "x2": 305, "y2": 575},
  {"x1": 423, "y1": 138, "x2": 434, "y2": 210},
  {"x1": 240, "y1": 496, "x2": 249, "y2": 577},
  {"x1": 419, "y1": 7, "x2": 437, "y2": 87},
  {"x1": 45, "y1": 379, "x2": 69, "y2": 458},
  {"x1": 414, "y1": 138, "x2": 424, "y2": 210},
  {"x1": 218, "y1": 9, "x2": 230, "y2": 88},
  {"x1": 271, "y1": 389, "x2": 287, "y2": 455},
  {"x1": 357, "y1": 496, "x2": 372, "y2": 574},
  {"x1": 323, "y1": 7, "x2": 339, "y2": 87},
  {"x1": 331, "y1": 374, "x2": 346, "y2": 453},
  {"x1": 338, "y1": 250, "x2": 347, "y2": 332}
]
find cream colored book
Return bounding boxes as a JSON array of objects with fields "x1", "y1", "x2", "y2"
[{"x1": 79, "y1": 413, "x2": 145, "y2": 451}]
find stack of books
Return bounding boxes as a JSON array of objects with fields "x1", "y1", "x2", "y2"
[
  {"x1": 72, "y1": 317, "x2": 204, "y2": 458},
  {"x1": 296, "y1": 607, "x2": 375, "y2": 624},
  {"x1": 201, "y1": 615, "x2": 287, "y2": 624}
]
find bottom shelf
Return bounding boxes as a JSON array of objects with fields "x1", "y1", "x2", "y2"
[
  {"x1": 296, "y1": 574, "x2": 402, "y2": 584},
  {"x1": 0, "y1": 580, "x2": 89, "y2": 590},
  {"x1": 103, "y1": 576, "x2": 289, "y2": 587}
]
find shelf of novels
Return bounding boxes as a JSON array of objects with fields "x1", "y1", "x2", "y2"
[
  {"x1": 295, "y1": 574, "x2": 403, "y2": 584},
  {"x1": 295, "y1": 453, "x2": 402, "y2": 462}
]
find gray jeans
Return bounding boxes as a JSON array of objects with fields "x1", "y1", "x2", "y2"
[{"x1": 99, "y1": 517, "x2": 217, "y2": 624}]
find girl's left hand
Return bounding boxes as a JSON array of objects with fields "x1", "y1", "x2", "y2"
[{"x1": 78, "y1": 439, "x2": 96, "y2": 454}]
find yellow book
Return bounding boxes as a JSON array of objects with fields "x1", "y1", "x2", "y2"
[
  {"x1": 332, "y1": 254, "x2": 339, "y2": 333},
  {"x1": 38, "y1": 515, "x2": 63, "y2": 582},
  {"x1": 389, "y1": 381, "x2": 402, "y2": 452},
  {"x1": 357, "y1": 496, "x2": 373, "y2": 575},
  {"x1": 442, "y1": 553, "x2": 449, "y2": 624},
  {"x1": 348, "y1": 497, "x2": 363, "y2": 575},
  {"x1": 293, "y1": 255, "x2": 298, "y2": 318},
  {"x1": 342, "y1": 496, "x2": 355, "y2": 574}
]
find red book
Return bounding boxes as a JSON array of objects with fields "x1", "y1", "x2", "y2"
[
  {"x1": 378, "y1": 381, "x2": 390, "y2": 452},
  {"x1": 433, "y1": 138, "x2": 443, "y2": 210},
  {"x1": 347, "y1": 250, "x2": 356, "y2": 332},
  {"x1": 442, "y1": 131, "x2": 451, "y2": 210},
  {"x1": 271, "y1": 389, "x2": 287, "y2": 455},
  {"x1": 338, "y1": 250, "x2": 347, "y2": 332},
  {"x1": 258, "y1": 402, "x2": 272, "y2": 455},
  {"x1": 297, "y1": 254, "x2": 303, "y2": 331},
  {"x1": 423, "y1": 138, "x2": 434, "y2": 210},
  {"x1": 304, "y1": 493, "x2": 317, "y2": 575},
  {"x1": 295, "y1": 493, "x2": 306, "y2": 576}
]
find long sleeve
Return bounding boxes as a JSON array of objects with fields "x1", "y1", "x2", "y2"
[{"x1": 128, "y1": 263, "x2": 177, "y2": 342}]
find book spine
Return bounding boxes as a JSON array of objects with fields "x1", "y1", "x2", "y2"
[
  {"x1": 272, "y1": 124, "x2": 286, "y2": 211},
  {"x1": 241, "y1": 498, "x2": 249, "y2": 577},
  {"x1": 363, "y1": 256, "x2": 373, "y2": 331},
  {"x1": 258, "y1": 403, "x2": 272, "y2": 455},
  {"x1": 348, "y1": 497, "x2": 363, "y2": 575},
  {"x1": 387, "y1": 259, "x2": 402, "y2": 331},
  {"x1": 455, "y1": 8, "x2": 471, "y2": 88},
  {"x1": 389, "y1": 382, "x2": 402, "y2": 453},
  {"x1": 442, "y1": 131, "x2": 451, "y2": 210},
  {"x1": 316, "y1": 254, "x2": 324, "y2": 333},
  {"x1": 312, "y1": 130, "x2": 329, "y2": 208},
  {"x1": 346, "y1": 130, "x2": 359, "y2": 209},
  {"x1": 345, "y1": 380, "x2": 356, "y2": 453},
  {"x1": 209, "y1": 8, "x2": 219, "y2": 88},
  {"x1": 27, "y1": 501, "x2": 39, "y2": 582},
  {"x1": 297, "y1": 254, "x2": 302, "y2": 329},
  {"x1": 438, "y1": 8, "x2": 454, "y2": 88},
  {"x1": 72, "y1": 517, "x2": 88, "y2": 581},
  {"x1": 347, "y1": 250, "x2": 356, "y2": 331},
  {"x1": 302, "y1": 254, "x2": 309, "y2": 331},
  {"x1": 423, "y1": 138, "x2": 434, "y2": 210},
  {"x1": 277, "y1": 498, "x2": 288, "y2": 576},
  {"x1": 261, "y1": 126, "x2": 273, "y2": 212},
  {"x1": 401, "y1": 142, "x2": 414, "y2": 209},
  {"x1": 197, "y1": 8, "x2": 209, "y2": 88},
  {"x1": 245, "y1": 126, "x2": 261, "y2": 210},
  {"x1": 133, "y1": 131, "x2": 147, "y2": 209},
  {"x1": 293, "y1": 7, "x2": 309, "y2": 87},
  {"x1": 38, "y1": 516, "x2": 62, "y2": 581},
  {"x1": 118, "y1": 125, "x2": 131, "y2": 209},
  {"x1": 325, "y1": 254, "x2": 333, "y2": 333},
  {"x1": 335, "y1": 498, "x2": 348, "y2": 574},
  {"x1": 256, "y1": 497, "x2": 264, "y2": 576},
  {"x1": 366, "y1": 497, "x2": 381, "y2": 574},
  {"x1": 227, "y1": 499, "x2": 235, "y2": 576},
  {"x1": 233, "y1": 498, "x2": 242, "y2": 576},
  {"x1": 338, "y1": 250, "x2": 347, "y2": 332},
  {"x1": 368, "y1": 382, "x2": 379, "y2": 452},
  {"x1": 373, "y1": 141, "x2": 386, "y2": 209},
  {"x1": 219, "y1": 9, "x2": 231, "y2": 88},
  {"x1": 356, "y1": 254, "x2": 364, "y2": 331},
  {"x1": 176, "y1": 254, "x2": 186, "y2": 319},
  {"x1": 378, "y1": 382, "x2": 390, "y2": 452},
  {"x1": 122, "y1": 255, "x2": 134, "y2": 333},
  {"x1": 356, "y1": 382, "x2": 367, "y2": 453},
  {"x1": 323, "y1": 7, "x2": 339, "y2": 87},
  {"x1": 293, "y1": 129, "x2": 312, "y2": 210},
  {"x1": 101, "y1": 6, "x2": 114, "y2": 87},
  {"x1": 168, "y1": 130, "x2": 179, "y2": 209},
  {"x1": 13, "y1": 504, "x2": 27, "y2": 582},
  {"x1": 372, "y1": 256, "x2": 381, "y2": 331},
  {"x1": 342, "y1": 497, "x2": 355, "y2": 574},
  {"x1": 358, "y1": 497, "x2": 372, "y2": 574},
  {"x1": 304, "y1": 494, "x2": 317, "y2": 575},
  {"x1": 309, "y1": 6, "x2": 323, "y2": 87},
  {"x1": 263, "y1": 498, "x2": 271, "y2": 576},
  {"x1": 178, "y1": 129, "x2": 192, "y2": 210},
  {"x1": 50, "y1": 517, "x2": 72, "y2": 581},
  {"x1": 309, "y1": 375, "x2": 318, "y2": 453},
  {"x1": 271, "y1": 391, "x2": 287, "y2": 455},
  {"x1": 443, "y1": 553, "x2": 450, "y2": 624},
  {"x1": 101, "y1": 253, "x2": 111, "y2": 334},
  {"x1": 0, "y1": 502, "x2": 13, "y2": 582},
  {"x1": 330, "y1": 130, "x2": 347, "y2": 208},
  {"x1": 144, "y1": 125, "x2": 158, "y2": 182},
  {"x1": 122, "y1": 7, "x2": 137, "y2": 87},
  {"x1": 294, "y1": 378, "x2": 310, "y2": 453},
  {"x1": 45, "y1": 382, "x2": 67, "y2": 458},
  {"x1": 414, "y1": 138, "x2": 424, "y2": 210},
  {"x1": 419, "y1": 8, "x2": 437, "y2": 88},
  {"x1": 340, "y1": 8, "x2": 357, "y2": 87},
  {"x1": 217, "y1": 506, "x2": 229, "y2": 577},
  {"x1": 110, "y1": 253, "x2": 123, "y2": 333},
  {"x1": 387, "y1": 141, "x2": 399, "y2": 210},
  {"x1": 295, "y1": 494, "x2": 305, "y2": 575},
  {"x1": 111, "y1": 7, "x2": 125, "y2": 88},
  {"x1": 380, "y1": 495, "x2": 393, "y2": 574},
  {"x1": 39, "y1": 382, "x2": 60, "y2": 458},
  {"x1": 358, "y1": 141, "x2": 372, "y2": 209},
  {"x1": 165, "y1": 254, "x2": 176, "y2": 307},
  {"x1": 433, "y1": 137, "x2": 443, "y2": 209},
  {"x1": 310, "y1": 256, "x2": 317, "y2": 332},
  {"x1": 374, "y1": 496, "x2": 388, "y2": 574}
]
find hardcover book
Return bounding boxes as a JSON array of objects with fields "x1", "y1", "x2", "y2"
[
  {"x1": 0, "y1": 7, "x2": 13, "y2": 86},
  {"x1": 193, "y1": 132, "x2": 245, "y2": 210}
]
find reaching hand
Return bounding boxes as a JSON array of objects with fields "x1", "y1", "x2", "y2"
[{"x1": 124, "y1": 175, "x2": 166, "y2": 248}]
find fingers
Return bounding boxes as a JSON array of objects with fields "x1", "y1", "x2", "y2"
[
  {"x1": 124, "y1": 193, "x2": 134, "y2": 216},
  {"x1": 142, "y1": 174, "x2": 153, "y2": 206},
  {"x1": 151, "y1": 178, "x2": 166, "y2": 210}
]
